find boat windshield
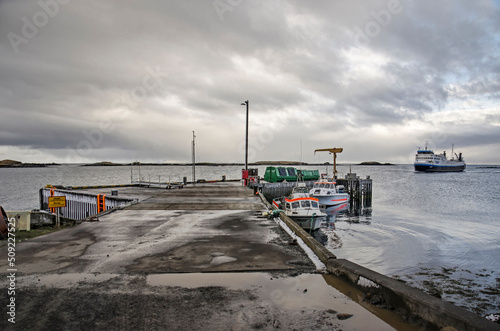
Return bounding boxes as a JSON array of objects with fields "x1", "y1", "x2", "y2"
[
  {"x1": 293, "y1": 186, "x2": 308, "y2": 193},
  {"x1": 311, "y1": 201, "x2": 318, "y2": 208},
  {"x1": 315, "y1": 183, "x2": 336, "y2": 189},
  {"x1": 301, "y1": 200, "x2": 311, "y2": 208},
  {"x1": 291, "y1": 202, "x2": 300, "y2": 209}
]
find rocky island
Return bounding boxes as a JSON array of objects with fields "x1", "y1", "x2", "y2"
[
  {"x1": 358, "y1": 161, "x2": 394, "y2": 166},
  {"x1": 82, "y1": 161, "x2": 124, "y2": 166},
  {"x1": 0, "y1": 159, "x2": 54, "y2": 168}
]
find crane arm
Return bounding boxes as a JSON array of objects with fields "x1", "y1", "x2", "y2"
[
  {"x1": 314, "y1": 148, "x2": 343, "y2": 154},
  {"x1": 314, "y1": 148, "x2": 343, "y2": 175}
]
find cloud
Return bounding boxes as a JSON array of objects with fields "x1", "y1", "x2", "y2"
[{"x1": 0, "y1": 0, "x2": 499, "y2": 164}]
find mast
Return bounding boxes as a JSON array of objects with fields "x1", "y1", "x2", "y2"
[
  {"x1": 241, "y1": 100, "x2": 249, "y2": 171},
  {"x1": 192, "y1": 131, "x2": 196, "y2": 186},
  {"x1": 300, "y1": 137, "x2": 303, "y2": 167}
]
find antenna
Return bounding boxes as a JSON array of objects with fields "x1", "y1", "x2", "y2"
[
  {"x1": 300, "y1": 137, "x2": 303, "y2": 168},
  {"x1": 192, "y1": 131, "x2": 196, "y2": 186}
]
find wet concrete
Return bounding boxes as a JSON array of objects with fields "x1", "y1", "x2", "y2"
[
  {"x1": 2, "y1": 185, "x2": 312, "y2": 274},
  {"x1": 0, "y1": 183, "x2": 420, "y2": 330}
]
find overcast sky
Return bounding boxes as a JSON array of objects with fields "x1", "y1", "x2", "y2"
[{"x1": 1, "y1": 0, "x2": 499, "y2": 164}]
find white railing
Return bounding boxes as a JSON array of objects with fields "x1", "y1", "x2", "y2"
[{"x1": 40, "y1": 188, "x2": 136, "y2": 220}]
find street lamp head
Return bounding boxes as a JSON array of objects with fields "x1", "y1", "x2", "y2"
[{"x1": 241, "y1": 103, "x2": 245, "y2": 105}]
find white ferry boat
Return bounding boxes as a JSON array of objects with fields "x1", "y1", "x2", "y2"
[{"x1": 414, "y1": 143, "x2": 465, "y2": 172}]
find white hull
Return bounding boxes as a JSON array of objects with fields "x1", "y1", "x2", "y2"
[
  {"x1": 313, "y1": 193, "x2": 349, "y2": 206},
  {"x1": 289, "y1": 215, "x2": 324, "y2": 231},
  {"x1": 309, "y1": 181, "x2": 350, "y2": 207},
  {"x1": 284, "y1": 206, "x2": 326, "y2": 231}
]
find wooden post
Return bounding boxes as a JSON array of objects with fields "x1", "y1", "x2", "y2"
[{"x1": 333, "y1": 153, "x2": 337, "y2": 177}]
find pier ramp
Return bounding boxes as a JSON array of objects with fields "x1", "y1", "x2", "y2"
[{"x1": 0, "y1": 183, "x2": 400, "y2": 331}]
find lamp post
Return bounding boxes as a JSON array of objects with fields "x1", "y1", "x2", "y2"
[
  {"x1": 192, "y1": 131, "x2": 196, "y2": 186},
  {"x1": 241, "y1": 100, "x2": 249, "y2": 171}
]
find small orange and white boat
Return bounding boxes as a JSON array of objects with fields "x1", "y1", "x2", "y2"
[{"x1": 273, "y1": 183, "x2": 326, "y2": 231}]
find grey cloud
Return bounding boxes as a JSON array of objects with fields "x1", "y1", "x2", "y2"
[{"x1": 1, "y1": 0, "x2": 499, "y2": 163}]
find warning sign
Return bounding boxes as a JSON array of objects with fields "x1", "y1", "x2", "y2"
[{"x1": 48, "y1": 196, "x2": 66, "y2": 208}]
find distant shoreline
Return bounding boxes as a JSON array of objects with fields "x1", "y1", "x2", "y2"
[
  {"x1": 0, "y1": 164, "x2": 49, "y2": 168},
  {"x1": 81, "y1": 161, "x2": 397, "y2": 167},
  {"x1": 16, "y1": 160, "x2": 500, "y2": 168},
  {"x1": 81, "y1": 161, "x2": 331, "y2": 167},
  {"x1": 357, "y1": 161, "x2": 394, "y2": 166},
  {"x1": 1, "y1": 159, "x2": 394, "y2": 167},
  {"x1": 0, "y1": 159, "x2": 60, "y2": 168}
]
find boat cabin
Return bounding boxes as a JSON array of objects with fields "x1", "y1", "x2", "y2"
[
  {"x1": 311, "y1": 182, "x2": 345, "y2": 195},
  {"x1": 263, "y1": 166, "x2": 320, "y2": 183},
  {"x1": 284, "y1": 198, "x2": 320, "y2": 212}
]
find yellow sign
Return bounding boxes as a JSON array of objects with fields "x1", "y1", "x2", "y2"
[{"x1": 48, "y1": 196, "x2": 66, "y2": 208}]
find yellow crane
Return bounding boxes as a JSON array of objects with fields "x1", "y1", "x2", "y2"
[{"x1": 314, "y1": 148, "x2": 343, "y2": 176}]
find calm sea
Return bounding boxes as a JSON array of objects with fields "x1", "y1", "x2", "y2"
[{"x1": 1, "y1": 163, "x2": 499, "y2": 316}]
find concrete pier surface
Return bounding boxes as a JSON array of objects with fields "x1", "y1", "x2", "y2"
[{"x1": 1, "y1": 183, "x2": 432, "y2": 330}]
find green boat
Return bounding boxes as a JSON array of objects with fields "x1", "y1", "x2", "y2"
[{"x1": 263, "y1": 166, "x2": 319, "y2": 183}]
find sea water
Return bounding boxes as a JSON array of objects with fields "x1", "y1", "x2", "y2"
[
  {"x1": 0, "y1": 163, "x2": 499, "y2": 316},
  {"x1": 319, "y1": 164, "x2": 500, "y2": 317}
]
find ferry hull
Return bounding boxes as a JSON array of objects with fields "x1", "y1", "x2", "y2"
[{"x1": 414, "y1": 164, "x2": 465, "y2": 172}]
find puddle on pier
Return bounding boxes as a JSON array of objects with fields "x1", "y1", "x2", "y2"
[
  {"x1": 148, "y1": 272, "x2": 429, "y2": 331},
  {"x1": 149, "y1": 273, "x2": 335, "y2": 311},
  {"x1": 10, "y1": 272, "x2": 431, "y2": 330}
]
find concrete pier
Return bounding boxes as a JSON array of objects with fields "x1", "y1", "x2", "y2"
[{"x1": 0, "y1": 183, "x2": 410, "y2": 331}]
